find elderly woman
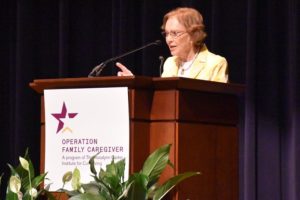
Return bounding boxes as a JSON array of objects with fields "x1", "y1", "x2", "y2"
[{"x1": 116, "y1": 7, "x2": 228, "y2": 83}]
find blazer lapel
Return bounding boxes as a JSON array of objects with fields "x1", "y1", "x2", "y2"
[{"x1": 189, "y1": 45, "x2": 208, "y2": 79}]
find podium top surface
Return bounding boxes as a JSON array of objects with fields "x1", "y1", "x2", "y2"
[{"x1": 30, "y1": 76, "x2": 244, "y2": 96}]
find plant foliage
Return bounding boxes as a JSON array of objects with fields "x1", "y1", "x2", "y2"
[
  {"x1": 62, "y1": 144, "x2": 200, "y2": 200},
  {"x1": 2, "y1": 144, "x2": 200, "y2": 200},
  {"x1": 4, "y1": 149, "x2": 54, "y2": 200}
]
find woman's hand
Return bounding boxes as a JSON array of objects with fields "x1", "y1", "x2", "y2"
[{"x1": 116, "y1": 62, "x2": 134, "y2": 76}]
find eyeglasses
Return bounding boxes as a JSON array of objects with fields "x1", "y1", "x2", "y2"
[{"x1": 161, "y1": 31, "x2": 187, "y2": 39}]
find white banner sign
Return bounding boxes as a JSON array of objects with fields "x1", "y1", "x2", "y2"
[{"x1": 44, "y1": 87, "x2": 129, "y2": 191}]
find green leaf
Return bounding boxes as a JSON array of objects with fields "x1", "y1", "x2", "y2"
[
  {"x1": 7, "y1": 164, "x2": 18, "y2": 176},
  {"x1": 27, "y1": 158, "x2": 35, "y2": 180},
  {"x1": 126, "y1": 173, "x2": 148, "y2": 200},
  {"x1": 104, "y1": 159, "x2": 125, "y2": 189},
  {"x1": 81, "y1": 182, "x2": 100, "y2": 196},
  {"x1": 22, "y1": 191, "x2": 32, "y2": 200},
  {"x1": 152, "y1": 172, "x2": 200, "y2": 200},
  {"x1": 88, "y1": 168, "x2": 115, "y2": 197},
  {"x1": 5, "y1": 189, "x2": 19, "y2": 200},
  {"x1": 72, "y1": 168, "x2": 81, "y2": 190},
  {"x1": 105, "y1": 159, "x2": 117, "y2": 176},
  {"x1": 89, "y1": 152, "x2": 100, "y2": 176},
  {"x1": 98, "y1": 168, "x2": 106, "y2": 180},
  {"x1": 93, "y1": 158, "x2": 126, "y2": 198},
  {"x1": 113, "y1": 159, "x2": 125, "y2": 181},
  {"x1": 167, "y1": 159, "x2": 174, "y2": 169},
  {"x1": 62, "y1": 171, "x2": 73, "y2": 184},
  {"x1": 141, "y1": 144, "x2": 171, "y2": 182},
  {"x1": 31, "y1": 172, "x2": 47, "y2": 188}
]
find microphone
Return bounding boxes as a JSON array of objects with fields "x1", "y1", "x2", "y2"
[
  {"x1": 158, "y1": 56, "x2": 165, "y2": 76},
  {"x1": 88, "y1": 40, "x2": 162, "y2": 77}
]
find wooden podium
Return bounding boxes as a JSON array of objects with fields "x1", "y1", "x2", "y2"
[{"x1": 30, "y1": 76, "x2": 244, "y2": 200}]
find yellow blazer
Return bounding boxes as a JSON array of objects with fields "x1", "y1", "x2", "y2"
[{"x1": 161, "y1": 45, "x2": 228, "y2": 83}]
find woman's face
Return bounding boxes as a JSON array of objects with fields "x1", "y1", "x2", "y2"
[{"x1": 164, "y1": 16, "x2": 195, "y2": 61}]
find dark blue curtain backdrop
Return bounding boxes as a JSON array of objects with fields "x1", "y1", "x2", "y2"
[{"x1": 0, "y1": 0, "x2": 299, "y2": 199}]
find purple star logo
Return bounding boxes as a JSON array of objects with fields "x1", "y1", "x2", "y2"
[{"x1": 51, "y1": 102, "x2": 78, "y2": 133}]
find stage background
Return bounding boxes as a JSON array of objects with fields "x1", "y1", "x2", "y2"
[{"x1": 0, "y1": 0, "x2": 299, "y2": 199}]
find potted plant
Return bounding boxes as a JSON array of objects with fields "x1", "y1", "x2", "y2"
[
  {"x1": 61, "y1": 144, "x2": 200, "y2": 200},
  {"x1": 2, "y1": 144, "x2": 200, "y2": 200}
]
